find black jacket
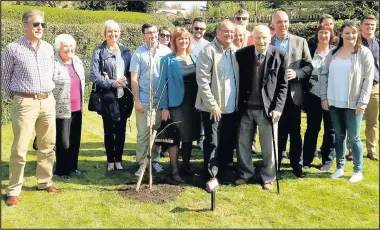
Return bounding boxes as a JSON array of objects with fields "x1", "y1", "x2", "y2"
[
  {"x1": 90, "y1": 41, "x2": 134, "y2": 121},
  {"x1": 235, "y1": 45, "x2": 288, "y2": 118}
]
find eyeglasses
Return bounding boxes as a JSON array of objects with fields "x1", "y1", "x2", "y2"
[
  {"x1": 144, "y1": 31, "x2": 158, "y2": 35},
  {"x1": 159, "y1": 33, "x2": 171, "y2": 39},
  {"x1": 194, "y1": 27, "x2": 206, "y2": 31},
  {"x1": 235, "y1": 17, "x2": 248, "y2": 21},
  {"x1": 26, "y1": 22, "x2": 47, "y2": 28}
]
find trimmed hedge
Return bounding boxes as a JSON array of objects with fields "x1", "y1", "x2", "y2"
[
  {"x1": 203, "y1": 20, "x2": 347, "y2": 42},
  {"x1": 1, "y1": 5, "x2": 174, "y2": 125},
  {"x1": 1, "y1": 4, "x2": 172, "y2": 27}
]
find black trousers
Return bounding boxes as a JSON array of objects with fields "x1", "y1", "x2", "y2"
[
  {"x1": 303, "y1": 92, "x2": 335, "y2": 166},
  {"x1": 201, "y1": 111, "x2": 238, "y2": 180},
  {"x1": 278, "y1": 96, "x2": 302, "y2": 169},
  {"x1": 101, "y1": 99, "x2": 128, "y2": 163},
  {"x1": 55, "y1": 110, "x2": 82, "y2": 176}
]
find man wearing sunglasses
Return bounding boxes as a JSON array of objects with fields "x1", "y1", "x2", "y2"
[
  {"x1": 191, "y1": 17, "x2": 210, "y2": 61},
  {"x1": 2, "y1": 9, "x2": 63, "y2": 207},
  {"x1": 233, "y1": 9, "x2": 253, "y2": 47},
  {"x1": 191, "y1": 17, "x2": 210, "y2": 151}
]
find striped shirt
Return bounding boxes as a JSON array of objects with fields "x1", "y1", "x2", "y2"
[{"x1": 1, "y1": 36, "x2": 55, "y2": 98}]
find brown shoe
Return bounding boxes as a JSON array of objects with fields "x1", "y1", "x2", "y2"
[
  {"x1": 235, "y1": 178, "x2": 249, "y2": 185},
  {"x1": 37, "y1": 186, "x2": 64, "y2": 194},
  {"x1": 346, "y1": 151, "x2": 353, "y2": 161},
  {"x1": 367, "y1": 152, "x2": 379, "y2": 161},
  {"x1": 262, "y1": 183, "x2": 274, "y2": 191},
  {"x1": 6, "y1": 196, "x2": 18, "y2": 207}
]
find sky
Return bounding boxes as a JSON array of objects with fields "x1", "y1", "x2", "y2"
[{"x1": 164, "y1": 1, "x2": 207, "y2": 12}]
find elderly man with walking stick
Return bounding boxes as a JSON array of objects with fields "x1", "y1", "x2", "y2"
[{"x1": 234, "y1": 25, "x2": 288, "y2": 191}]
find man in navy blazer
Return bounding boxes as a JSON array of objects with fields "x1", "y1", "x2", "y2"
[
  {"x1": 270, "y1": 11, "x2": 313, "y2": 177},
  {"x1": 234, "y1": 25, "x2": 288, "y2": 190}
]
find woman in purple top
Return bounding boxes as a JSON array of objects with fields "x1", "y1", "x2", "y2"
[{"x1": 52, "y1": 34, "x2": 86, "y2": 179}]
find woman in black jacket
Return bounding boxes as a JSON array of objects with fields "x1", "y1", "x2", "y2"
[
  {"x1": 90, "y1": 20, "x2": 134, "y2": 171},
  {"x1": 302, "y1": 24, "x2": 336, "y2": 170}
]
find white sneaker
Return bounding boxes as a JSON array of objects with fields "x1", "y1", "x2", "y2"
[
  {"x1": 320, "y1": 164, "x2": 332, "y2": 171},
  {"x1": 107, "y1": 163, "x2": 115, "y2": 171},
  {"x1": 152, "y1": 162, "x2": 164, "y2": 173},
  {"x1": 135, "y1": 165, "x2": 144, "y2": 177},
  {"x1": 348, "y1": 172, "x2": 363, "y2": 183},
  {"x1": 115, "y1": 162, "x2": 123, "y2": 170},
  {"x1": 331, "y1": 168, "x2": 344, "y2": 179}
]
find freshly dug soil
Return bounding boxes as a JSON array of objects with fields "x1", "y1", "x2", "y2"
[{"x1": 118, "y1": 183, "x2": 185, "y2": 204}]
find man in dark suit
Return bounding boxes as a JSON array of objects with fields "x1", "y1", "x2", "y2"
[
  {"x1": 270, "y1": 11, "x2": 313, "y2": 178},
  {"x1": 234, "y1": 25, "x2": 288, "y2": 190}
]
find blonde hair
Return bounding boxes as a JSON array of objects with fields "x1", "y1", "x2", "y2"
[{"x1": 170, "y1": 27, "x2": 192, "y2": 55}]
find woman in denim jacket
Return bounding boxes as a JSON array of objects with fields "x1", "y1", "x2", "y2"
[
  {"x1": 320, "y1": 22, "x2": 375, "y2": 183},
  {"x1": 90, "y1": 20, "x2": 134, "y2": 171},
  {"x1": 52, "y1": 34, "x2": 85, "y2": 178}
]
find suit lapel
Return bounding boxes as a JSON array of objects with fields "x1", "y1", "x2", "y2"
[
  {"x1": 262, "y1": 46, "x2": 273, "y2": 88},
  {"x1": 287, "y1": 34, "x2": 293, "y2": 64}
]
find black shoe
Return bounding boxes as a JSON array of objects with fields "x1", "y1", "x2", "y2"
[
  {"x1": 217, "y1": 170, "x2": 236, "y2": 185},
  {"x1": 32, "y1": 136, "x2": 38, "y2": 150},
  {"x1": 293, "y1": 165, "x2": 306, "y2": 178}
]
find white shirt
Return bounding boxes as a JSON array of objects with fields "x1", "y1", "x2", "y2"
[
  {"x1": 191, "y1": 38, "x2": 210, "y2": 60},
  {"x1": 328, "y1": 57, "x2": 351, "y2": 108}
]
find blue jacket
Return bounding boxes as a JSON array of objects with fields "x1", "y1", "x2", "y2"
[{"x1": 158, "y1": 53, "x2": 196, "y2": 109}]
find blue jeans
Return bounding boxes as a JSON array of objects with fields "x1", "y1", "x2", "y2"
[{"x1": 329, "y1": 106, "x2": 363, "y2": 173}]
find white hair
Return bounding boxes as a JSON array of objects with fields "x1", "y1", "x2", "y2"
[
  {"x1": 252, "y1": 25, "x2": 271, "y2": 37},
  {"x1": 235, "y1": 25, "x2": 246, "y2": 34},
  {"x1": 54, "y1": 34, "x2": 76, "y2": 51},
  {"x1": 271, "y1": 11, "x2": 288, "y2": 24},
  {"x1": 104, "y1": 19, "x2": 120, "y2": 36}
]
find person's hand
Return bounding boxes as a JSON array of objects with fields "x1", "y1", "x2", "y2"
[
  {"x1": 287, "y1": 69, "x2": 297, "y2": 80},
  {"x1": 162, "y1": 109, "x2": 170, "y2": 121},
  {"x1": 210, "y1": 106, "x2": 222, "y2": 122},
  {"x1": 269, "y1": 110, "x2": 281, "y2": 122},
  {"x1": 112, "y1": 80, "x2": 120, "y2": 88},
  {"x1": 135, "y1": 102, "x2": 144, "y2": 113},
  {"x1": 103, "y1": 72, "x2": 109, "y2": 80},
  {"x1": 355, "y1": 108, "x2": 365, "y2": 115},
  {"x1": 321, "y1": 100, "x2": 329, "y2": 111}
]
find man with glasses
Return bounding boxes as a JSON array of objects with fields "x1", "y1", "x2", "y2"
[
  {"x1": 233, "y1": 9, "x2": 252, "y2": 47},
  {"x1": 191, "y1": 17, "x2": 210, "y2": 60},
  {"x1": 130, "y1": 23, "x2": 172, "y2": 177},
  {"x1": 191, "y1": 17, "x2": 210, "y2": 151},
  {"x1": 196, "y1": 20, "x2": 239, "y2": 186},
  {"x1": 2, "y1": 9, "x2": 63, "y2": 207}
]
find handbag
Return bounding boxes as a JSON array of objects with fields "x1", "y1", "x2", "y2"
[{"x1": 88, "y1": 83, "x2": 103, "y2": 112}]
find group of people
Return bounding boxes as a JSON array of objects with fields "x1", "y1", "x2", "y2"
[{"x1": 2, "y1": 8, "x2": 378, "y2": 207}]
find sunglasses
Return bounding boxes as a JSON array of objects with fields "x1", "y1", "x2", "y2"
[
  {"x1": 194, "y1": 27, "x2": 206, "y2": 31},
  {"x1": 30, "y1": 22, "x2": 47, "y2": 28},
  {"x1": 235, "y1": 17, "x2": 248, "y2": 21},
  {"x1": 159, "y1": 33, "x2": 171, "y2": 39}
]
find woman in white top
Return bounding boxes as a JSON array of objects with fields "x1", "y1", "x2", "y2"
[{"x1": 320, "y1": 21, "x2": 374, "y2": 183}]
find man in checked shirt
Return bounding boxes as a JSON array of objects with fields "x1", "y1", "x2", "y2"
[{"x1": 2, "y1": 9, "x2": 63, "y2": 207}]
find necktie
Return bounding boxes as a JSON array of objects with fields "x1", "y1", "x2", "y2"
[{"x1": 258, "y1": 53, "x2": 264, "y2": 62}]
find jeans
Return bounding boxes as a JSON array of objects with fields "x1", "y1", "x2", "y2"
[{"x1": 329, "y1": 106, "x2": 363, "y2": 173}]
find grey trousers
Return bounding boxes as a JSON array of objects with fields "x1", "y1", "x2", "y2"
[{"x1": 236, "y1": 109, "x2": 278, "y2": 183}]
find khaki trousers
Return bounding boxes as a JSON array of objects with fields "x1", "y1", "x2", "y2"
[
  {"x1": 135, "y1": 105, "x2": 162, "y2": 165},
  {"x1": 365, "y1": 84, "x2": 379, "y2": 155},
  {"x1": 7, "y1": 94, "x2": 56, "y2": 196}
]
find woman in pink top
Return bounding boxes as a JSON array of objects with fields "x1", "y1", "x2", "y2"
[{"x1": 52, "y1": 34, "x2": 85, "y2": 179}]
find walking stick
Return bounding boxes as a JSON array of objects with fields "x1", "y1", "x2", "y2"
[{"x1": 271, "y1": 120, "x2": 280, "y2": 195}]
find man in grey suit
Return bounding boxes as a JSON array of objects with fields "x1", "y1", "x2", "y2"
[{"x1": 270, "y1": 11, "x2": 313, "y2": 178}]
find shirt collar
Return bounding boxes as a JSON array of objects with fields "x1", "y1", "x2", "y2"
[
  {"x1": 274, "y1": 33, "x2": 290, "y2": 41},
  {"x1": 21, "y1": 36, "x2": 41, "y2": 48},
  {"x1": 255, "y1": 47, "x2": 267, "y2": 57},
  {"x1": 143, "y1": 43, "x2": 161, "y2": 50}
]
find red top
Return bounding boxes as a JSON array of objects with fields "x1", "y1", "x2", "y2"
[{"x1": 68, "y1": 64, "x2": 81, "y2": 112}]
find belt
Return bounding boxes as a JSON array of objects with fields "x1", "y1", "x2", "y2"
[{"x1": 15, "y1": 92, "x2": 50, "y2": 100}]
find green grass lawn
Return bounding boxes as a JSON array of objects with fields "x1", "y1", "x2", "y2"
[{"x1": 1, "y1": 105, "x2": 379, "y2": 228}]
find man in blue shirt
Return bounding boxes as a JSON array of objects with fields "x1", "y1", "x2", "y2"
[
  {"x1": 270, "y1": 11, "x2": 313, "y2": 178},
  {"x1": 130, "y1": 23, "x2": 172, "y2": 177}
]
